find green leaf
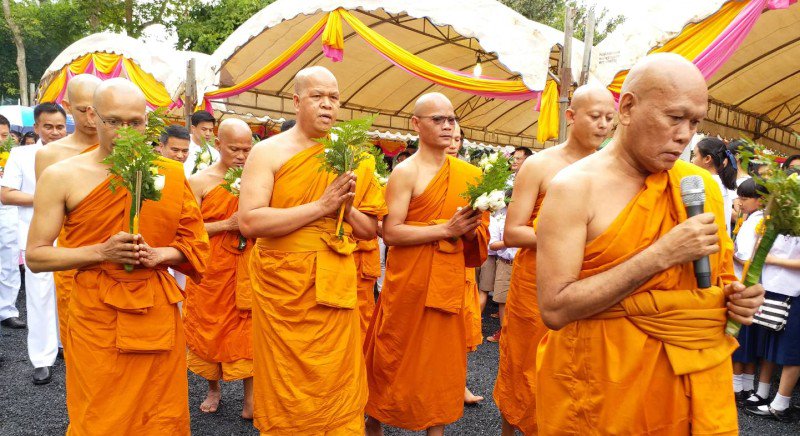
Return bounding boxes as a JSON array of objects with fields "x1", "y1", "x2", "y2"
[
  {"x1": 315, "y1": 115, "x2": 377, "y2": 176},
  {"x1": 222, "y1": 166, "x2": 243, "y2": 196}
]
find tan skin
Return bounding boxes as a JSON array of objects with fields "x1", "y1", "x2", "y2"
[
  {"x1": 188, "y1": 119, "x2": 254, "y2": 418},
  {"x1": 535, "y1": 55, "x2": 763, "y2": 335},
  {"x1": 497, "y1": 85, "x2": 615, "y2": 436},
  {"x1": 365, "y1": 93, "x2": 481, "y2": 436},
  {"x1": 191, "y1": 120, "x2": 215, "y2": 146},
  {"x1": 157, "y1": 136, "x2": 191, "y2": 164},
  {"x1": 35, "y1": 75, "x2": 101, "y2": 181},
  {"x1": 238, "y1": 67, "x2": 377, "y2": 241},
  {"x1": 0, "y1": 111, "x2": 68, "y2": 207},
  {"x1": 26, "y1": 79, "x2": 187, "y2": 274}
]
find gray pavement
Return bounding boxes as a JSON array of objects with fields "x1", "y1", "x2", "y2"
[{"x1": 0, "y1": 290, "x2": 798, "y2": 435}]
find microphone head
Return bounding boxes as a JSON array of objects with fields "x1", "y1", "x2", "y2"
[{"x1": 680, "y1": 175, "x2": 705, "y2": 207}]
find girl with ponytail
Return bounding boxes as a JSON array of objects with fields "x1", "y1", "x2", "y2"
[{"x1": 691, "y1": 137, "x2": 738, "y2": 233}]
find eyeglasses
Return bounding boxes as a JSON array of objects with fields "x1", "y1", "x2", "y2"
[
  {"x1": 93, "y1": 109, "x2": 145, "y2": 129},
  {"x1": 417, "y1": 115, "x2": 460, "y2": 126}
]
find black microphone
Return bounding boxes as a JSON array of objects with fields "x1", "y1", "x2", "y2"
[{"x1": 680, "y1": 175, "x2": 711, "y2": 289}]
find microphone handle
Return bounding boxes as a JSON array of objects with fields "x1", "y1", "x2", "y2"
[{"x1": 685, "y1": 203, "x2": 712, "y2": 289}]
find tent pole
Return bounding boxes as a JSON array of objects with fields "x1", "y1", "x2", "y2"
[
  {"x1": 559, "y1": 6, "x2": 574, "y2": 142},
  {"x1": 185, "y1": 58, "x2": 197, "y2": 128},
  {"x1": 579, "y1": 9, "x2": 595, "y2": 86}
]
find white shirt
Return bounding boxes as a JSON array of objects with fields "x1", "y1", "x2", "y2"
[
  {"x1": 0, "y1": 142, "x2": 43, "y2": 248},
  {"x1": 733, "y1": 210, "x2": 762, "y2": 280},
  {"x1": 763, "y1": 234, "x2": 800, "y2": 298},
  {"x1": 489, "y1": 209, "x2": 517, "y2": 262},
  {"x1": 183, "y1": 139, "x2": 220, "y2": 178},
  {"x1": 712, "y1": 174, "x2": 734, "y2": 234}
]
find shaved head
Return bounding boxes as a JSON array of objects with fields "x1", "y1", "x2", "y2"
[
  {"x1": 294, "y1": 66, "x2": 338, "y2": 95},
  {"x1": 217, "y1": 118, "x2": 251, "y2": 143},
  {"x1": 66, "y1": 74, "x2": 102, "y2": 103},
  {"x1": 413, "y1": 92, "x2": 452, "y2": 116},
  {"x1": 93, "y1": 78, "x2": 146, "y2": 114},
  {"x1": 91, "y1": 78, "x2": 147, "y2": 150},
  {"x1": 570, "y1": 84, "x2": 615, "y2": 112},
  {"x1": 217, "y1": 118, "x2": 253, "y2": 168},
  {"x1": 621, "y1": 53, "x2": 707, "y2": 103},
  {"x1": 412, "y1": 92, "x2": 456, "y2": 150}
]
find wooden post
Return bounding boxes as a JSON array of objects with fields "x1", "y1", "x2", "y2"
[
  {"x1": 184, "y1": 58, "x2": 197, "y2": 127},
  {"x1": 579, "y1": 9, "x2": 596, "y2": 86},
  {"x1": 558, "y1": 6, "x2": 574, "y2": 142}
]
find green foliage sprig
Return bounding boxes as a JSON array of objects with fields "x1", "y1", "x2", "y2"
[
  {"x1": 461, "y1": 153, "x2": 513, "y2": 212},
  {"x1": 371, "y1": 146, "x2": 390, "y2": 186},
  {"x1": 103, "y1": 126, "x2": 163, "y2": 203},
  {"x1": 192, "y1": 137, "x2": 217, "y2": 174},
  {"x1": 0, "y1": 136, "x2": 15, "y2": 154},
  {"x1": 315, "y1": 115, "x2": 376, "y2": 175},
  {"x1": 222, "y1": 166, "x2": 243, "y2": 197}
]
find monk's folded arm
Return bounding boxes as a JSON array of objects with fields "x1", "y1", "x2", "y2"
[
  {"x1": 536, "y1": 180, "x2": 668, "y2": 330},
  {"x1": 383, "y1": 222, "x2": 452, "y2": 246},
  {"x1": 345, "y1": 207, "x2": 378, "y2": 239},
  {"x1": 150, "y1": 246, "x2": 187, "y2": 266},
  {"x1": 205, "y1": 219, "x2": 233, "y2": 238},
  {"x1": 0, "y1": 186, "x2": 34, "y2": 207}
]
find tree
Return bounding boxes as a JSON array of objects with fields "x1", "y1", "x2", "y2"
[
  {"x1": 502, "y1": 0, "x2": 624, "y2": 44},
  {"x1": 2, "y1": 0, "x2": 27, "y2": 105},
  {"x1": 175, "y1": 0, "x2": 274, "y2": 54},
  {"x1": 76, "y1": 0, "x2": 192, "y2": 38}
]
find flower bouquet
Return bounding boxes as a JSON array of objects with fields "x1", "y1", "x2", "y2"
[
  {"x1": 0, "y1": 136, "x2": 15, "y2": 173},
  {"x1": 222, "y1": 166, "x2": 247, "y2": 251},
  {"x1": 192, "y1": 138, "x2": 216, "y2": 174},
  {"x1": 461, "y1": 152, "x2": 513, "y2": 213},
  {"x1": 315, "y1": 115, "x2": 376, "y2": 238},
  {"x1": 726, "y1": 141, "x2": 800, "y2": 336},
  {"x1": 102, "y1": 113, "x2": 166, "y2": 272},
  {"x1": 372, "y1": 147, "x2": 390, "y2": 187}
]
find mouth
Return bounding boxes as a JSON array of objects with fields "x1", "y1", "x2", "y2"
[{"x1": 319, "y1": 114, "x2": 333, "y2": 122}]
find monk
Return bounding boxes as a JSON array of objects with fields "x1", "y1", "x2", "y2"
[
  {"x1": 494, "y1": 84, "x2": 616, "y2": 435},
  {"x1": 238, "y1": 66, "x2": 386, "y2": 434},
  {"x1": 34, "y1": 74, "x2": 102, "y2": 348},
  {"x1": 364, "y1": 93, "x2": 489, "y2": 436},
  {"x1": 445, "y1": 124, "x2": 484, "y2": 405},
  {"x1": 185, "y1": 118, "x2": 254, "y2": 418},
  {"x1": 535, "y1": 53, "x2": 764, "y2": 435},
  {"x1": 25, "y1": 78, "x2": 209, "y2": 435}
]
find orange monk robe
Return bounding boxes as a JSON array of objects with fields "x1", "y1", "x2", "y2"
[
  {"x1": 248, "y1": 145, "x2": 387, "y2": 435},
  {"x1": 464, "y1": 267, "x2": 482, "y2": 351},
  {"x1": 354, "y1": 237, "x2": 381, "y2": 344},
  {"x1": 364, "y1": 157, "x2": 489, "y2": 430},
  {"x1": 536, "y1": 160, "x2": 739, "y2": 435},
  {"x1": 53, "y1": 143, "x2": 99, "y2": 345},
  {"x1": 493, "y1": 193, "x2": 546, "y2": 434},
  {"x1": 61, "y1": 158, "x2": 209, "y2": 435},
  {"x1": 184, "y1": 184, "x2": 253, "y2": 380}
]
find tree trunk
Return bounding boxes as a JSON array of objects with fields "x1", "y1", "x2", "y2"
[
  {"x1": 2, "y1": 0, "x2": 28, "y2": 106},
  {"x1": 125, "y1": 0, "x2": 134, "y2": 36}
]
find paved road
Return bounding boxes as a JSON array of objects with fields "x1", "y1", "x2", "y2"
[{"x1": 1, "y1": 290, "x2": 797, "y2": 434}]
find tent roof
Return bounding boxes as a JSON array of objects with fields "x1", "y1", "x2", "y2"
[{"x1": 201, "y1": 0, "x2": 592, "y2": 148}]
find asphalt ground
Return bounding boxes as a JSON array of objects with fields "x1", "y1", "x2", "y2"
[{"x1": 1, "y1": 288, "x2": 798, "y2": 435}]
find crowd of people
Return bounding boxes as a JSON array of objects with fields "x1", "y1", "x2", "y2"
[{"x1": 0, "y1": 51, "x2": 796, "y2": 435}]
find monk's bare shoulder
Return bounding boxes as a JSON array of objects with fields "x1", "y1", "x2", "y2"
[
  {"x1": 387, "y1": 155, "x2": 419, "y2": 186},
  {"x1": 189, "y1": 166, "x2": 223, "y2": 199}
]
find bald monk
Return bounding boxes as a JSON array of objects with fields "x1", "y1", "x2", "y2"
[
  {"x1": 26, "y1": 78, "x2": 209, "y2": 434},
  {"x1": 239, "y1": 66, "x2": 386, "y2": 434},
  {"x1": 34, "y1": 74, "x2": 102, "y2": 348},
  {"x1": 535, "y1": 53, "x2": 764, "y2": 435},
  {"x1": 445, "y1": 124, "x2": 484, "y2": 405},
  {"x1": 185, "y1": 118, "x2": 255, "y2": 418},
  {"x1": 494, "y1": 84, "x2": 616, "y2": 435},
  {"x1": 364, "y1": 93, "x2": 489, "y2": 436}
]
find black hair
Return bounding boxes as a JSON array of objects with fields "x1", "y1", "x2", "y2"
[
  {"x1": 159, "y1": 125, "x2": 190, "y2": 144},
  {"x1": 782, "y1": 154, "x2": 800, "y2": 170},
  {"x1": 515, "y1": 146, "x2": 533, "y2": 157},
  {"x1": 22, "y1": 132, "x2": 39, "y2": 143},
  {"x1": 396, "y1": 151, "x2": 411, "y2": 160},
  {"x1": 191, "y1": 110, "x2": 216, "y2": 127},
  {"x1": 695, "y1": 137, "x2": 737, "y2": 190},
  {"x1": 10, "y1": 130, "x2": 22, "y2": 142},
  {"x1": 736, "y1": 178, "x2": 767, "y2": 199},
  {"x1": 280, "y1": 119, "x2": 296, "y2": 132},
  {"x1": 0, "y1": 114, "x2": 9, "y2": 129},
  {"x1": 33, "y1": 102, "x2": 66, "y2": 123}
]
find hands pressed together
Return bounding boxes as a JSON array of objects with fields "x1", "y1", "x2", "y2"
[
  {"x1": 318, "y1": 171, "x2": 356, "y2": 218},
  {"x1": 98, "y1": 232, "x2": 165, "y2": 268}
]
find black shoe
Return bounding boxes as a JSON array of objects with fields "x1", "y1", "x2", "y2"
[
  {"x1": 32, "y1": 367, "x2": 52, "y2": 385},
  {"x1": 746, "y1": 404, "x2": 796, "y2": 422},
  {"x1": 57, "y1": 348, "x2": 64, "y2": 360},
  {"x1": 0, "y1": 317, "x2": 26, "y2": 329},
  {"x1": 735, "y1": 390, "x2": 754, "y2": 405},
  {"x1": 744, "y1": 393, "x2": 769, "y2": 407}
]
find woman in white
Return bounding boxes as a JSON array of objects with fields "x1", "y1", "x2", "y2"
[{"x1": 691, "y1": 137, "x2": 738, "y2": 233}]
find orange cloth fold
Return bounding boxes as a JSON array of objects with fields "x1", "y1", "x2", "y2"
[
  {"x1": 464, "y1": 267, "x2": 482, "y2": 351},
  {"x1": 364, "y1": 157, "x2": 489, "y2": 430},
  {"x1": 493, "y1": 193, "x2": 546, "y2": 434},
  {"x1": 184, "y1": 185, "x2": 253, "y2": 368},
  {"x1": 249, "y1": 144, "x2": 386, "y2": 434},
  {"x1": 354, "y1": 237, "x2": 380, "y2": 344},
  {"x1": 61, "y1": 158, "x2": 208, "y2": 435},
  {"x1": 536, "y1": 161, "x2": 739, "y2": 435}
]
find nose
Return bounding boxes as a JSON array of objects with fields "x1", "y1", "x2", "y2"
[{"x1": 674, "y1": 120, "x2": 694, "y2": 145}]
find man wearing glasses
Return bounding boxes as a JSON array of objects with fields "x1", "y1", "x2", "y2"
[
  {"x1": 1, "y1": 101, "x2": 67, "y2": 385},
  {"x1": 34, "y1": 75, "x2": 102, "y2": 357}
]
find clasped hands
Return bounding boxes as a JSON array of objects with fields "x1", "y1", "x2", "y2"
[{"x1": 98, "y1": 232, "x2": 165, "y2": 269}]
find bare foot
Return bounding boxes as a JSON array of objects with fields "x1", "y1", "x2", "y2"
[
  {"x1": 200, "y1": 381, "x2": 221, "y2": 413},
  {"x1": 241, "y1": 377, "x2": 254, "y2": 420},
  {"x1": 365, "y1": 416, "x2": 384, "y2": 436},
  {"x1": 464, "y1": 386, "x2": 484, "y2": 405}
]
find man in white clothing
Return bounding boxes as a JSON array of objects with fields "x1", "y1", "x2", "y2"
[
  {"x1": 0, "y1": 115, "x2": 24, "y2": 330},
  {"x1": 183, "y1": 110, "x2": 220, "y2": 178},
  {"x1": 0, "y1": 102, "x2": 67, "y2": 384}
]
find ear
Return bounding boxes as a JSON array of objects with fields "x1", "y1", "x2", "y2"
[
  {"x1": 62, "y1": 100, "x2": 72, "y2": 114},
  {"x1": 293, "y1": 94, "x2": 300, "y2": 111},
  {"x1": 565, "y1": 107, "x2": 576, "y2": 125},
  {"x1": 411, "y1": 116, "x2": 421, "y2": 133},
  {"x1": 617, "y1": 92, "x2": 635, "y2": 126}
]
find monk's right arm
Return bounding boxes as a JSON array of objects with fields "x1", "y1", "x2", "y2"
[{"x1": 503, "y1": 157, "x2": 540, "y2": 249}]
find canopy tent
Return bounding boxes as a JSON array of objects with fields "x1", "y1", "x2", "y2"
[
  {"x1": 37, "y1": 32, "x2": 210, "y2": 110},
  {"x1": 595, "y1": 0, "x2": 799, "y2": 154},
  {"x1": 197, "y1": 0, "x2": 592, "y2": 148}
]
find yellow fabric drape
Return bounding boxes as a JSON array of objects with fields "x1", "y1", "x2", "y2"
[
  {"x1": 536, "y1": 80, "x2": 559, "y2": 143},
  {"x1": 608, "y1": 0, "x2": 749, "y2": 94},
  {"x1": 322, "y1": 9, "x2": 345, "y2": 51}
]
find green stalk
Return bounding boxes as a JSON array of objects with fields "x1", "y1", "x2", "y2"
[
  {"x1": 725, "y1": 222, "x2": 779, "y2": 336},
  {"x1": 125, "y1": 200, "x2": 136, "y2": 272}
]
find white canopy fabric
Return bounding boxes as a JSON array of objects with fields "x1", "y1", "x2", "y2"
[{"x1": 199, "y1": 0, "x2": 593, "y2": 148}]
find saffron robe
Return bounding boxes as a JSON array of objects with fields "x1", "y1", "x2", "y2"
[
  {"x1": 184, "y1": 185, "x2": 253, "y2": 373},
  {"x1": 62, "y1": 158, "x2": 209, "y2": 435},
  {"x1": 364, "y1": 157, "x2": 489, "y2": 430},
  {"x1": 54, "y1": 143, "x2": 98, "y2": 344},
  {"x1": 536, "y1": 160, "x2": 739, "y2": 435},
  {"x1": 354, "y1": 237, "x2": 381, "y2": 344},
  {"x1": 493, "y1": 193, "x2": 546, "y2": 434},
  {"x1": 464, "y1": 267, "x2": 482, "y2": 351},
  {"x1": 248, "y1": 144, "x2": 386, "y2": 434}
]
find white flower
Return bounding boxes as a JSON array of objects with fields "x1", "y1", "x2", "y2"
[
  {"x1": 789, "y1": 172, "x2": 799, "y2": 184},
  {"x1": 153, "y1": 174, "x2": 166, "y2": 192},
  {"x1": 504, "y1": 145, "x2": 515, "y2": 155},
  {"x1": 199, "y1": 150, "x2": 212, "y2": 163},
  {"x1": 478, "y1": 156, "x2": 489, "y2": 169},
  {"x1": 487, "y1": 190, "x2": 506, "y2": 211},
  {"x1": 197, "y1": 162, "x2": 209, "y2": 171},
  {"x1": 473, "y1": 192, "x2": 491, "y2": 211},
  {"x1": 231, "y1": 178, "x2": 241, "y2": 191},
  {"x1": 324, "y1": 148, "x2": 332, "y2": 154},
  {"x1": 377, "y1": 176, "x2": 389, "y2": 186}
]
